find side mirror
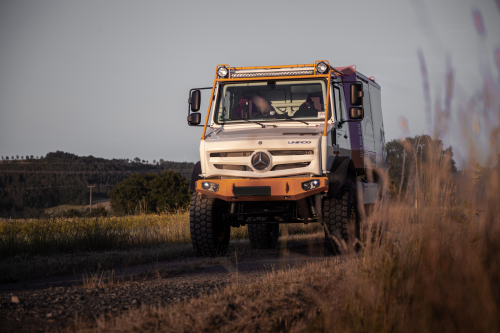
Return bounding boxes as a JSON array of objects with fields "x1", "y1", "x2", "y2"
[
  {"x1": 349, "y1": 107, "x2": 364, "y2": 120},
  {"x1": 190, "y1": 90, "x2": 201, "y2": 112},
  {"x1": 187, "y1": 113, "x2": 201, "y2": 126},
  {"x1": 350, "y1": 84, "x2": 363, "y2": 105}
]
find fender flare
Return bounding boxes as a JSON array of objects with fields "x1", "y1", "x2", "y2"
[
  {"x1": 190, "y1": 161, "x2": 202, "y2": 192},
  {"x1": 327, "y1": 156, "x2": 356, "y2": 197}
]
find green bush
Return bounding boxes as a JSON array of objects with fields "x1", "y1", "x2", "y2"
[{"x1": 108, "y1": 170, "x2": 190, "y2": 214}]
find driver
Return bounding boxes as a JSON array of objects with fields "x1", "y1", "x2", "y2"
[{"x1": 250, "y1": 94, "x2": 276, "y2": 118}]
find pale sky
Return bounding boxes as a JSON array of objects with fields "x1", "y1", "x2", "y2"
[{"x1": 1, "y1": 0, "x2": 499, "y2": 167}]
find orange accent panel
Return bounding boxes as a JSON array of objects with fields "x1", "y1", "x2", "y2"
[{"x1": 195, "y1": 177, "x2": 328, "y2": 202}]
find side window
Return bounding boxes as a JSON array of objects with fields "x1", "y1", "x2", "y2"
[{"x1": 333, "y1": 87, "x2": 342, "y2": 122}]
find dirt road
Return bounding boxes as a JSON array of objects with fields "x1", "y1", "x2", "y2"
[{"x1": 1, "y1": 234, "x2": 336, "y2": 332}]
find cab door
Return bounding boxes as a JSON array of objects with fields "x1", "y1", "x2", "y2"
[{"x1": 329, "y1": 85, "x2": 350, "y2": 153}]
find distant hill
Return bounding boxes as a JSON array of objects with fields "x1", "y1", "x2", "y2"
[{"x1": 0, "y1": 151, "x2": 194, "y2": 216}]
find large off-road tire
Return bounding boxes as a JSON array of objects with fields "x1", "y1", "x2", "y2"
[
  {"x1": 247, "y1": 218, "x2": 279, "y2": 249},
  {"x1": 189, "y1": 193, "x2": 230, "y2": 257},
  {"x1": 323, "y1": 179, "x2": 361, "y2": 255}
]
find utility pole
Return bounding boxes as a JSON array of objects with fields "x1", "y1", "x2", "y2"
[{"x1": 87, "y1": 185, "x2": 95, "y2": 213}]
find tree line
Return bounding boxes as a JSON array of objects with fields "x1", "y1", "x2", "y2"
[{"x1": 0, "y1": 151, "x2": 194, "y2": 217}]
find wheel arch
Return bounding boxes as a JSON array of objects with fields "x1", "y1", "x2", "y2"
[
  {"x1": 327, "y1": 156, "x2": 357, "y2": 197},
  {"x1": 190, "y1": 161, "x2": 202, "y2": 192}
]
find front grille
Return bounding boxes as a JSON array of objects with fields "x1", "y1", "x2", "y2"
[
  {"x1": 214, "y1": 164, "x2": 253, "y2": 172},
  {"x1": 210, "y1": 151, "x2": 253, "y2": 157},
  {"x1": 271, "y1": 162, "x2": 310, "y2": 171},
  {"x1": 268, "y1": 150, "x2": 313, "y2": 156}
]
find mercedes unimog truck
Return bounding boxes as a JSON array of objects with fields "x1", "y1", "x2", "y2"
[{"x1": 186, "y1": 60, "x2": 387, "y2": 256}]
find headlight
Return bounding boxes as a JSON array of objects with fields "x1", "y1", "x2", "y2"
[
  {"x1": 200, "y1": 181, "x2": 219, "y2": 193},
  {"x1": 316, "y1": 62, "x2": 329, "y2": 74},
  {"x1": 217, "y1": 67, "x2": 229, "y2": 78},
  {"x1": 301, "y1": 179, "x2": 322, "y2": 191}
]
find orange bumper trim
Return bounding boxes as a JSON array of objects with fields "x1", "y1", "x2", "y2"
[{"x1": 196, "y1": 177, "x2": 328, "y2": 202}]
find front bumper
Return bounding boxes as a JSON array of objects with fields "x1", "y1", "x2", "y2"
[{"x1": 195, "y1": 177, "x2": 328, "y2": 202}]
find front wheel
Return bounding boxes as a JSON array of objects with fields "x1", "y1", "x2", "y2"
[
  {"x1": 323, "y1": 179, "x2": 360, "y2": 255},
  {"x1": 189, "y1": 193, "x2": 230, "y2": 257},
  {"x1": 248, "y1": 217, "x2": 279, "y2": 249}
]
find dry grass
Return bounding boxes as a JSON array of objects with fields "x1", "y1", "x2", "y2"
[
  {"x1": 73, "y1": 188, "x2": 500, "y2": 333},
  {"x1": 0, "y1": 209, "x2": 321, "y2": 260},
  {"x1": 76, "y1": 257, "x2": 358, "y2": 333}
]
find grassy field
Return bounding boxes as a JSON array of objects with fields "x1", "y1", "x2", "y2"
[{"x1": 0, "y1": 210, "x2": 321, "y2": 281}]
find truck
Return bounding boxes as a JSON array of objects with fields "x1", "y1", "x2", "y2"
[{"x1": 186, "y1": 60, "x2": 387, "y2": 256}]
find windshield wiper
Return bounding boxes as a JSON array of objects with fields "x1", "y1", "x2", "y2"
[
  {"x1": 228, "y1": 118, "x2": 265, "y2": 128},
  {"x1": 276, "y1": 114, "x2": 309, "y2": 125}
]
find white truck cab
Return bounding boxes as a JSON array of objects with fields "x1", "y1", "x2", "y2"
[{"x1": 187, "y1": 61, "x2": 386, "y2": 256}]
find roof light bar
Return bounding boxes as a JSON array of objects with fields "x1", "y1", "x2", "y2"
[{"x1": 230, "y1": 70, "x2": 314, "y2": 78}]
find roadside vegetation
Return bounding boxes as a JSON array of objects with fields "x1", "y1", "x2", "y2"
[{"x1": 0, "y1": 210, "x2": 321, "y2": 282}]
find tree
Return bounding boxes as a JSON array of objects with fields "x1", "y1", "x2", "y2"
[
  {"x1": 11, "y1": 156, "x2": 14, "y2": 160},
  {"x1": 1, "y1": 156, "x2": 3, "y2": 160},
  {"x1": 108, "y1": 170, "x2": 190, "y2": 214},
  {"x1": 134, "y1": 157, "x2": 140, "y2": 162},
  {"x1": 160, "y1": 159, "x2": 165, "y2": 164},
  {"x1": 386, "y1": 135, "x2": 457, "y2": 196},
  {"x1": 153, "y1": 159, "x2": 156, "y2": 164},
  {"x1": 142, "y1": 160, "x2": 145, "y2": 163},
  {"x1": 16, "y1": 155, "x2": 19, "y2": 159},
  {"x1": 21, "y1": 156, "x2": 24, "y2": 160},
  {"x1": 108, "y1": 173, "x2": 155, "y2": 214},
  {"x1": 150, "y1": 170, "x2": 190, "y2": 211},
  {"x1": 30, "y1": 155, "x2": 34, "y2": 159},
  {"x1": 5, "y1": 156, "x2": 8, "y2": 160}
]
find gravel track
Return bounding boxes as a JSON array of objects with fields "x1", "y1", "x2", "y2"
[{"x1": 0, "y1": 236, "x2": 326, "y2": 332}]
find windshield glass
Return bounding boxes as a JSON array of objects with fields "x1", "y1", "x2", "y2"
[{"x1": 215, "y1": 80, "x2": 328, "y2": 124}]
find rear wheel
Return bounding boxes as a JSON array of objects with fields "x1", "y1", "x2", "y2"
[
  {"x1": 248, "y1": 218, "x2": 279, "y2": 249},
  {"x1": 189, "y1": 193, "x2": 230, "y2": 257},
  {"x1": 323, "y1": 179, "x2": 360, "y2": 255}
]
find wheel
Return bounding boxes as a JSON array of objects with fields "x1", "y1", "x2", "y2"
[
  {"x1": 323, "y1": 179, "x2": 360, "y2": 255},
  {"x1": 189, "y1": 193, "x2": 230, "y2": 257},
  {"x1": 247, "y1": 217, "x2": 279, "y2": 249}
]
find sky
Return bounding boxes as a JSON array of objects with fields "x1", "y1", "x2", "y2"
[{"x1": 1, "y1": 0, "x2": 499, "y2": 167}]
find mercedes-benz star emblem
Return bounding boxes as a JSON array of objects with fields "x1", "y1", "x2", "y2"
[
  {"x1": 258, "y1": 141, "x2": 262, "y2": 145},
  {"x1": 251, "y1": 152, "x2": 271, "y2": 171}
]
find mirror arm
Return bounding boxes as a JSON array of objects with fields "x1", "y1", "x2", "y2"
[{"x1": 338, "y1": 118, "x2": 363, "y2": 128}]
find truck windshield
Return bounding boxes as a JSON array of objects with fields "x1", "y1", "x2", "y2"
[{"x1": 215, "y1": 80, "x2": 328, "y2": 124}]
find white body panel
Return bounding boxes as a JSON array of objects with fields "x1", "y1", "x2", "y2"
[{"x1": 200, "y1": 125, "x2": 328, "y2": 178}]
